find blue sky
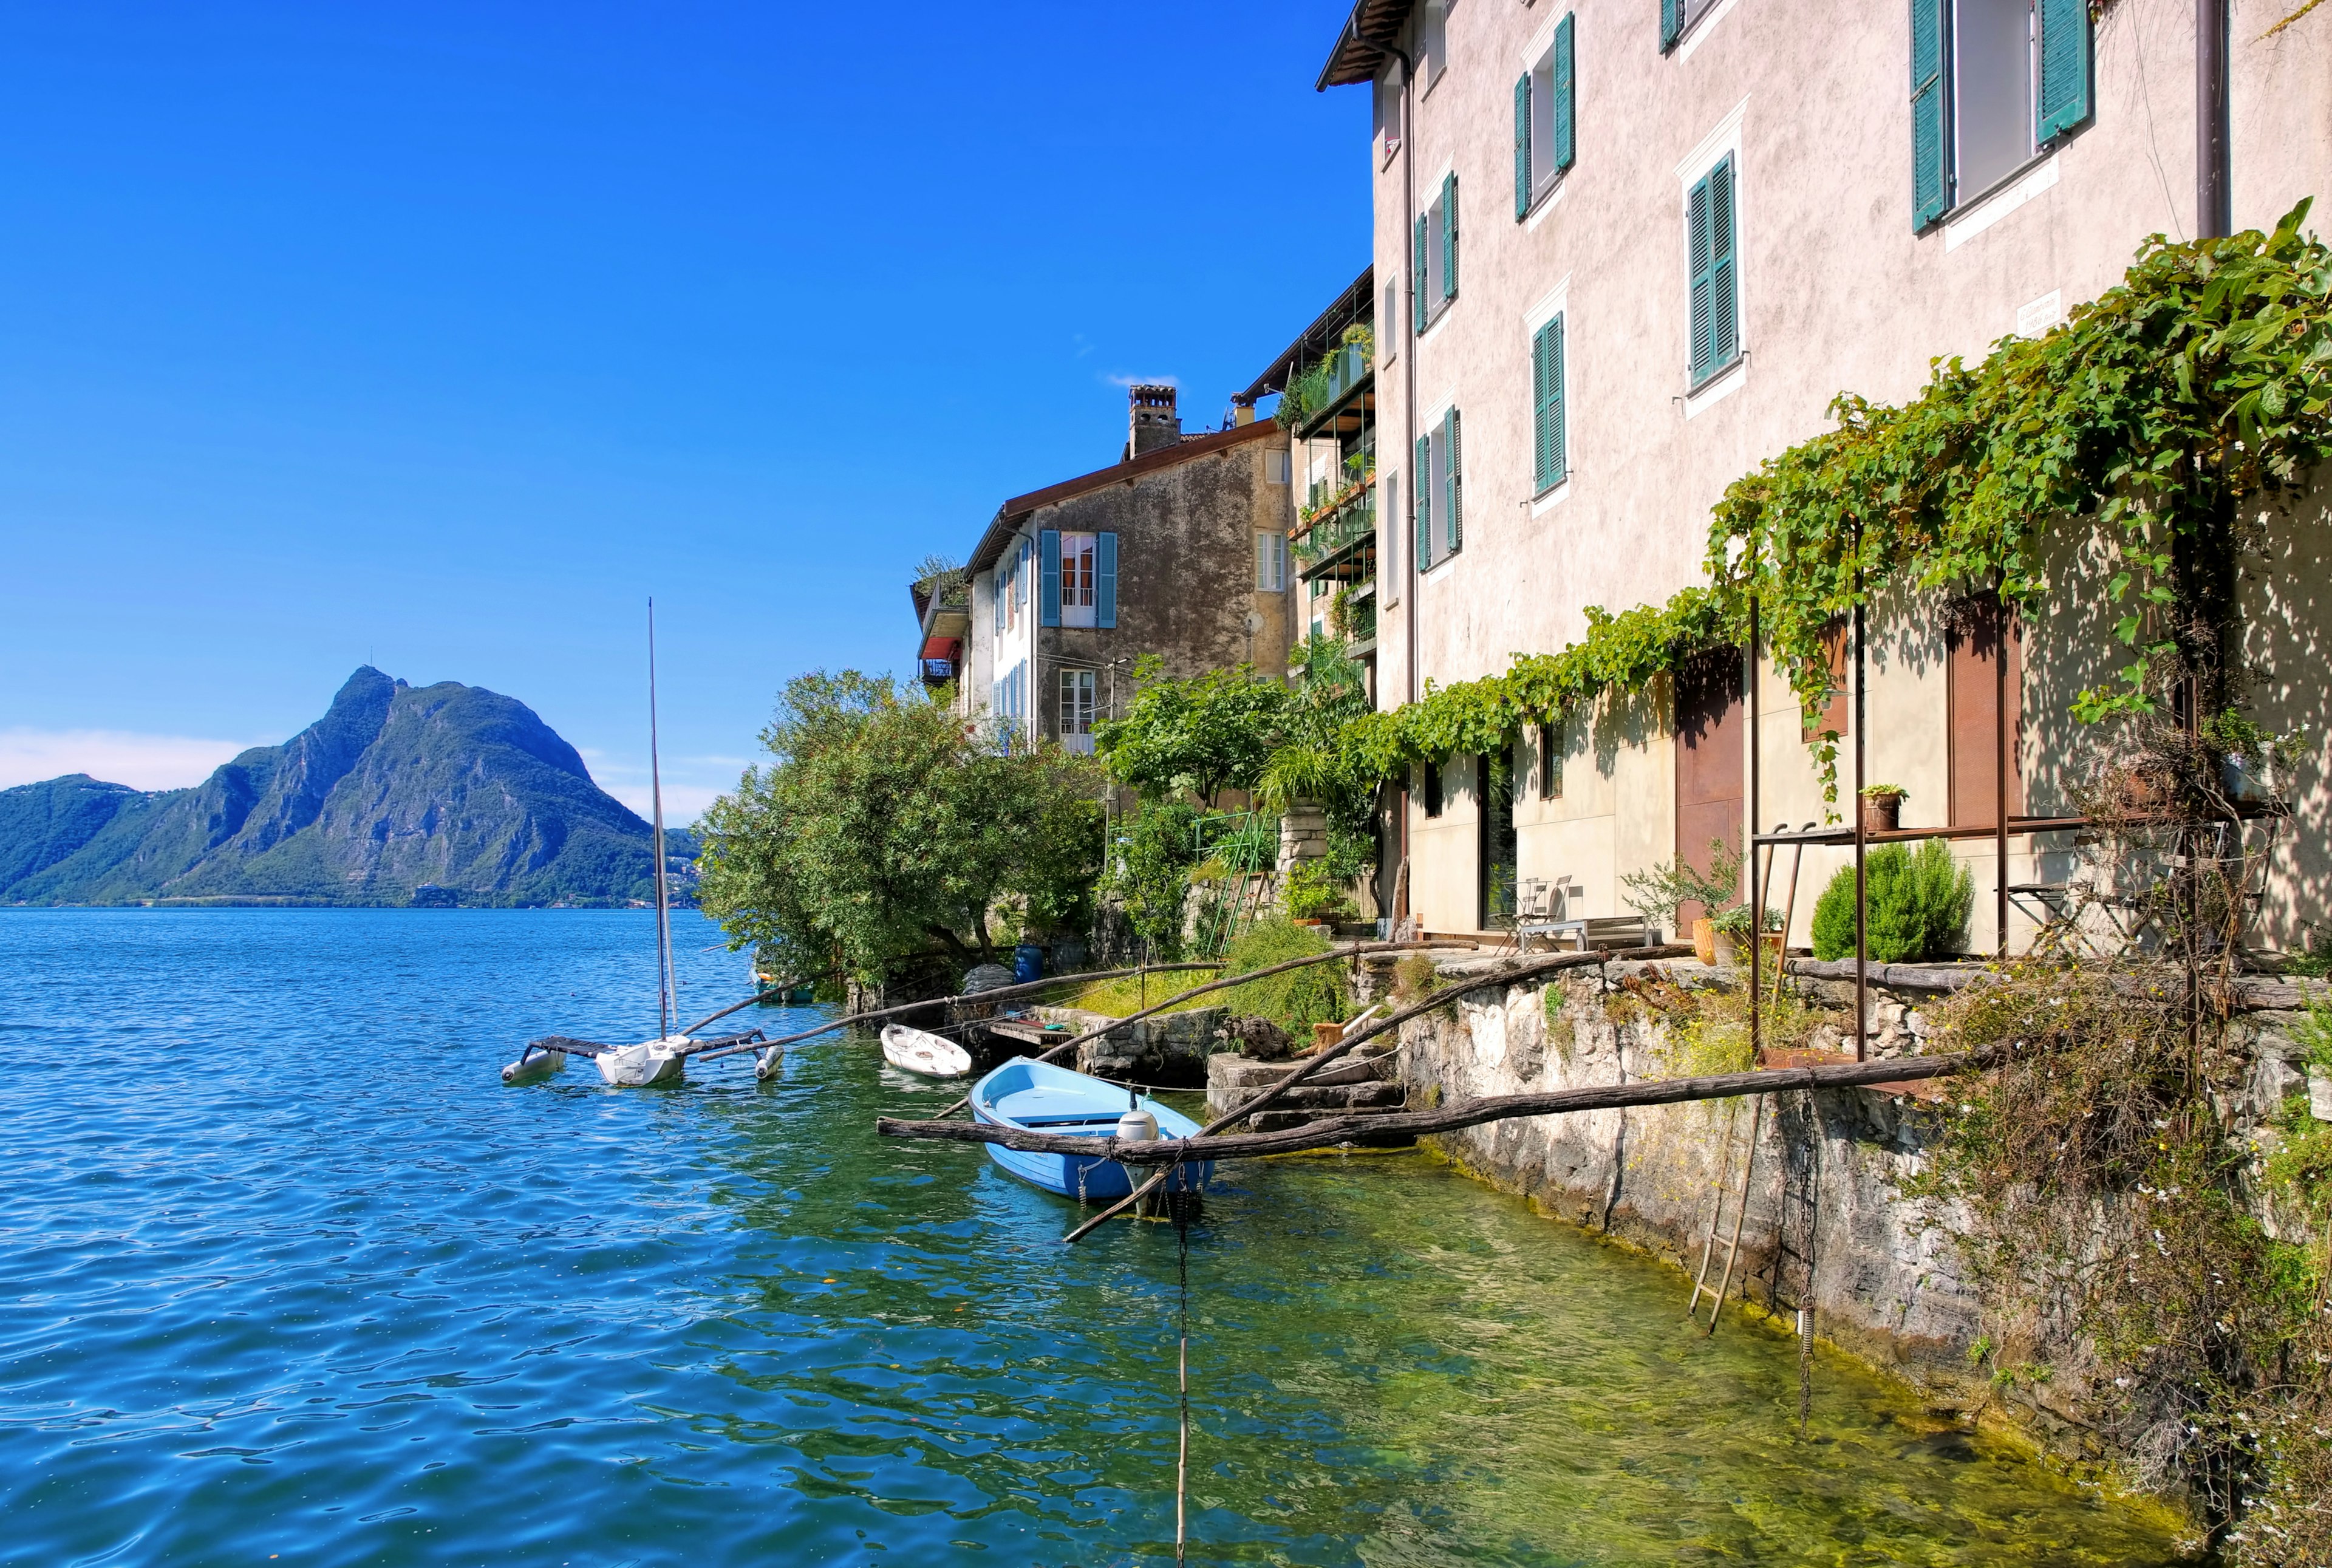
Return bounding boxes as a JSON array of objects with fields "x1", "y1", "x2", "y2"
[{"x1": 0, "y1": 1, "x2": 1368, "y2": 819}]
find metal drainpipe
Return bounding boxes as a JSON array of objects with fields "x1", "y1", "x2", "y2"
[
  {"x1": 1386, "y1": 39, "x2": 1420, "y2": 924},
  {"x1": 2197, "y1": 0, "x2": 2230, "y2": 239}
]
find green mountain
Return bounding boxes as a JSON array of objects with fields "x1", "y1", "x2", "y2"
[{"x1": 1, "y1": 669, "x2": 697, "y2": 907}]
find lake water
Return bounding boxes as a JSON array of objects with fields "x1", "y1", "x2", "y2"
[{"x1": 1, "y1": 909, "x2": 2183, "y2": 1565}]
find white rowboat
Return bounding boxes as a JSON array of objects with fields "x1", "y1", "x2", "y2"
[{"x1": 881, "y1": 1023, "x2": 973, "y2": 1079}]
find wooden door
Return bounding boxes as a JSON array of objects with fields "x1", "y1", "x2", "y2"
[
  {"x1": 1674, "y1": 650, "x2": 1744, "y2": 930},
  {"x1": 1948, "y1": 595, "x2": 2023, "y2": 825}
]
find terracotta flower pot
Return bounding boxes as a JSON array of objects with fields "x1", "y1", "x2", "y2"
[
  {"x1": 1692, "y1": 918, "x2": 1717, "y2": 966},
  {"x1": 1860, "y1": 793, "x2": 1903, "y2": 834}
]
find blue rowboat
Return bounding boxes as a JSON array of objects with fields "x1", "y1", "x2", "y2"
[{"x1": 970, "y1": 1057, "x2": 1212, "y2": 1203}]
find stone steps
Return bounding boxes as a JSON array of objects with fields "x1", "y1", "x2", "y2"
[{"x1": 1205, "y1": 1051, "x2": 1410, "y2": 1144}]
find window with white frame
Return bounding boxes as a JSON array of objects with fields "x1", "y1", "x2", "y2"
[
  {"x1": 1911, "y1": 0, "x2": 2090, "y2": 228},
  {"x1": 1058, "y1": 667, "x2": 1097, "y2": 754},
  {"x1": 1513, "y1": 15, "x2": 1575, "y2": 220},
  {"x1": 1412, "y1": 409, "x2": 1463, "y2": 570},
  {"x1": 1060, "y1": 532, "x2": 1097, "y2": 628},
  {"x1": 1685, "y1": 154, "x2": 1740, "y2": 388},
  {"x1": 1418, "y1": 1, "x2": 1449, "y2": 84},
  {"x1": 1264, "y1": 448, "x2": 1290, "y2": 485},
  {"x1": 1413, "y1": 173, "x2": 1459, "y2": 332},
  {"x1": 1376, "y1": 61, "x2": 1404, "y2": 162},
  {"x1": 1660, "y1": 0, "x2": 1726, "y2": 51},
  {"x1": 1253, "y1": 530, "x2": 1287, "y2": 592}
]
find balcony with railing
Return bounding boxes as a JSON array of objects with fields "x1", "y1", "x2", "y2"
[{"x1": 1279, "y1": 332, "x2": 1374, "y2": 444}]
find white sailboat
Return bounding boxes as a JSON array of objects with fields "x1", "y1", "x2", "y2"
[{"x1": 599, "y1": 597, "x2": 689, "y2": 1088}]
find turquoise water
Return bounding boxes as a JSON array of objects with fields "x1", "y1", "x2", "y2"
[{"x1": 1, "y1": 910, "x2": 2182, "y2": 1566}]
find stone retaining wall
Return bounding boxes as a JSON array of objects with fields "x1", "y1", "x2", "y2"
[{"x1": 1381, "y1": 952, "x2": 2324, "y2": 1460}]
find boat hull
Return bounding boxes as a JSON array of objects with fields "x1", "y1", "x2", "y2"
[
  {"x1": 881, "y1": 1023, "x2": 973, "y2": 1079},
  {"x1": 596, "y1": 1037, "x2": 689, "y2": 1086},
  {"x1": 969, "y1": 1058, "x2": 1213, "y2": 1203}
]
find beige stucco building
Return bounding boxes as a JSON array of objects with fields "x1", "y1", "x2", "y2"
[{"x1": 1317, "y1": 0, "x2": 2332, "y2": 946}]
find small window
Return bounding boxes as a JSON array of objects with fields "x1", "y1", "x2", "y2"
[
  {"x1": 1531, "y1": 314, "x2": 1566, "y2": 496},
  {"x1": 1413, "y1": 409, "x2": 1464, "y2": 570},
  {"x1": 1418, "y1": 1, "x2": 1449, "y2": 83},
  {"x1": 1059, "y1": 667, "x2": 1097, "y2": 755},
  {"x1": 1377, "y1": 63, "x2": 1404, "y2": 160},
  {"x1": 1686, "y1": 155, "x2": 1740, "y2": 387},
  {"x1": 1264, "y1": 449, "x2": 1290, "y2": 485},
  {"x1": 1422, "y1": 758, "x2": 1444, "y2": 817},
  {"x1": 1060, "y1": 533, "x2": 1097, "y2": 627},
  {"x1": 1254, "y1": 530, "x2": 1287, "y2": 592},
  {"x1": 1414, "y1": 174, "x2": 1459, "y2": 330},
  {"x1": 1513, "y1": 15, "x2": 1575, "y2": 220},
  {"x1": 1538, "y1": 718, "x2": 1564, "y2": 799},
  {"x1": 1383, "y1": 282, "x2": 1400, "y2": 353},
  {"x1": 1912, "y1": 0, "x2": 2089, "y2": 227},
  {"x1": 1662, "y1": 0, "x2": 1727, "y2": 50}
]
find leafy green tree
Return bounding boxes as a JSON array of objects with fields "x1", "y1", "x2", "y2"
[
  {"x1": 1100, "y1": 798, "x2": 1202, "y2": 960},
  {"x1": 1094, "y1": 655, "x2": 1288, "y2": 806},
  {"x1": 1258, "y1": 635, "x2": 1381, "y2": 867},
  {"x1": 696, "y1": 671, "x2": 1103, "y2": 986}
]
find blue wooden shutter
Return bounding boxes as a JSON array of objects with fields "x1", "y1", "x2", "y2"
[
  {"x1": 1444, "y1": 407, "x2": 1463, "y2": 554},
  {"x1": 1038, "y1": 531, "x2": 1062, "y2": 627},
  {"x1": 1553, "y1": 14, "x2": 1577, "y2": 174},
  {"x1": 1910, "y1": 0, "x2": 1947, "y2": 228},
  {"x1": 1710, "y1": 156, "x2": 1738, "y2": 369},
  {"x1": 1661, "y1": 0, "x2": 1682, "y2": 50},
  {"x1": 1687, "y1": 172, "x2": 1714, "y2": 381},
  {"x1": 1413, "y1": 214, "x2": 1430, "y2": 333},
  {"x1": 1440, "y1": 172, "x2": 1459, "y2": 301},
  {"x1": 2036, "y1": 0, "x2": 2092, "y2": 141},
  {"x1": 1514, "y1": 74, "x2": 1532, "y2": 219},
  {"x1": 1414, "y1": 435, "x2": 1432, "y2": 569},
  {"x1": 1095, "y1": 532, "x2": 1117, "y2": 628}
]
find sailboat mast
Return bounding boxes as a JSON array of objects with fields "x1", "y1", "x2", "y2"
[{"x1": 648, "y1": 597, "x2": 674, "y2": 1040}]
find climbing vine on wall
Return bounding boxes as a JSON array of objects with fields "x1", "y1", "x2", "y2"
[{"x1": 1339, "y1": 202, "x2": 2332, "y2": 805}]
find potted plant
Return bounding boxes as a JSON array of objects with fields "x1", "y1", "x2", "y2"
[
  {"x1": 1859, "y1": 784, "x2": 1908, "y2": 834},
  {"x1": 1622, "y1": 838, "x2": 1746, "y2": 966},
  {"x1": 1708, "y1": 905, "x2": 1753, "y2": 966}
]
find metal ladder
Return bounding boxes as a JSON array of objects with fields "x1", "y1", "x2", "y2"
[{"x1": 1685, "y1": 1096, "x2": 1762, "y2": 1334}]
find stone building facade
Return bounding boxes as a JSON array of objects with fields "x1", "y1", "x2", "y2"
[{"x1": 957, "y1": 386, "x2": 1297, "y2": 752}]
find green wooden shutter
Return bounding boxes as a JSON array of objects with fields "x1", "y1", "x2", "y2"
[
  {"x1": 1687, "y1": 172, "x2": 1714, "y2": 381},
  {"x1": 1533, "y1": 317, "x2": 1566, "y2": 493},
  {"x1": 2036, "y1": 0, "x2": 2092, "y2": 141},
  {"x1": 1532, "y1": 324, "x2": 1553, "y2": 492},
  {"x1": 1038, "y1": 530, "x2": 1062, "y2": 627},
  {"x1": 1661, "y1": 0, "x2": 1682, "y2": 50},
  {"x1": 1710, "y1": 156, "x2": 1737, "y2": 369},
  {"x1": 1413, "y1": 213, "x2": 1430, "y2": 333},
  {"x1": 1095, "y1": 532, "x2": 1117, "y2": 628},
  {"x1": 1444, "y1": 407, "x2": 1463, "y2": 554},
  {"x1": 1441, "y1": 172, "x2": 1459, "y2": 301},
  {"x1": 1553, "y1": 14, "x2": 1576, "y2": 174},
  {"x1": 1414, "y1": 436, "x2": 1432, "y2": 568},
  {"x1": 1514, "y1": 73, "x2": 1532, "y2": 219},
  {"x1": 1910, "y1": 0, "x2": 1947, "y2": 228}
]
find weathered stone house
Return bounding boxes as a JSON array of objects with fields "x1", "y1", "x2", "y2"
[{"x1": 955, "y1": 386, "x2": 1296, "y2": 752}]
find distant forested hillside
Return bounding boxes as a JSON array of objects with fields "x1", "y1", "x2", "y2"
[{"x1": 1, "y1": 668, "x2": 698, "y2": 907}]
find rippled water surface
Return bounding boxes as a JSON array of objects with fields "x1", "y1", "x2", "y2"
[{"x1": 2, "y1": 909, "x2": 2183, "y2": 1566}]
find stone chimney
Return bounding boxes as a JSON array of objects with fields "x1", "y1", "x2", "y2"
[{"x1": 1127, "y1": 384, "x2": 1181, "y2": 458}]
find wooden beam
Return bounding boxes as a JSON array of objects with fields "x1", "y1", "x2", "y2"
[{"x1": 879, "y1": 1047, "x2": 2003, "y2": 1165}]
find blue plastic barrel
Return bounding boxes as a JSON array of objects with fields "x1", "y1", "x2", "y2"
[{"x1": 1012, "y1": 944, "x2": 1043, "y2": 984}]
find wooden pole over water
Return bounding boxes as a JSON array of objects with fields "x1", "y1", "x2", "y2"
[{"x1": 649, "y1": 598, "x2": 675, "y2": 1042}]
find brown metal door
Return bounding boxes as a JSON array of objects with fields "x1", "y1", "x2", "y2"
[
  {"x1": 1948, "y1": 595, "x2": 2023, "y2": 825},
  {"x1": 1674, "y1": 650, "x2": 1744, "y2": 930}
]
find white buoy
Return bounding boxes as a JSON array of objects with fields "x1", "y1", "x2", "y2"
[
  {"x1": 596, "y1": 1037, "x2": 689, "y2": 1086},
  {"x1": 501, "y1": 1048, "x2": 568, "y2": 1085},
  {"x1": 754, "y1": 1045, "x2": 784, "y2": 1081}
]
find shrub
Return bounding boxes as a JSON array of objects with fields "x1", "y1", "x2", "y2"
[
  {"x1": 1217, "y1": 915, "x2": 1350, "y2": 1035},
  {"x1": 1809, "y1": 838, "x2": 1973, "y2": 962},
  {"x1": 1280, "y1": 859, "x2": 1352, "y2": 922}
]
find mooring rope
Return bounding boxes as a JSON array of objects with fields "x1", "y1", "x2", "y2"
[{"x1": 1173, "y1": 1188, "x2": 1193, "y2": 1566}]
